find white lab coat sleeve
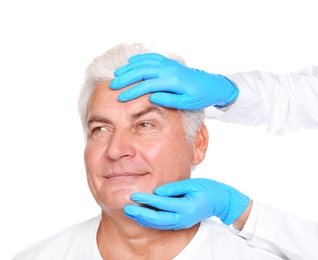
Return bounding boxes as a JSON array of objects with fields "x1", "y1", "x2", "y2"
[
  {"x1": 205, "y1": 66, "x2": 318, "y2": 135},
  {"x1": 234, "y1": 201, "x2": 318, "y2": 260}
]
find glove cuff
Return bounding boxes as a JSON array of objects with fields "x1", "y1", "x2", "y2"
[{"x1": 214, "y1": 76, "x2": 239, "y2": 108}]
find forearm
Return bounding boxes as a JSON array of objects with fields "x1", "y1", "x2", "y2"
[
  {"x1": 205, "y1": 66, "x2": 318, "y2": 135},
  {"x1": 235, "y1": 201, "x2": 318, "y2": 259}
]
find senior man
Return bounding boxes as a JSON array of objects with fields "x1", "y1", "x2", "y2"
[{"x1": 13, "y1": 43, "x2": 282, "y2": 259}]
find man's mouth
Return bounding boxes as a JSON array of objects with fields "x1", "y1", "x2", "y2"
[{"x1": 105, "y1": 172, "x2": 149, "y2": 178}]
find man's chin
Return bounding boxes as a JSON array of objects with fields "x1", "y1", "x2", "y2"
[{"x1": 99, "y1": 188, "x2": 150, "y2": 211}]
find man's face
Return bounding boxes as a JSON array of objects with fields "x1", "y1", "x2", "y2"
[{"x1": 84, "y1": 81, "x2": 207, "y2": 212}]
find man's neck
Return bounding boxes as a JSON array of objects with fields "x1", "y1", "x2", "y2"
[{"x1": 97, "y1": 210, "x2": 200, "y2": 259}]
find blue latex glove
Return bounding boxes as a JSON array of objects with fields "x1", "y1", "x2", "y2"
[
  {"x1": 124, "y1": 178, "x2": 250, "y2": 230},
  {"x1": 110, "y1": 53, "x2": 239, "y2": 110}
]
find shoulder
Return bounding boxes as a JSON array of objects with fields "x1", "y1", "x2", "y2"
[{"x1": 13, "y1": 215, "x2": 101, "y2": 260}]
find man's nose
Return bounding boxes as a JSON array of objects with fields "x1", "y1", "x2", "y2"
[{"x1": 104, "y1": 130, "x2": 136, "y2": 160}]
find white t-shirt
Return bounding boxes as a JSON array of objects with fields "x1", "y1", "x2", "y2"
[
  {"x1": 13, "y1": 215, "x2": 102, "y2": 260},
  {"x1": 13, "y1": 215, "x2": 282, "y2": 260}
]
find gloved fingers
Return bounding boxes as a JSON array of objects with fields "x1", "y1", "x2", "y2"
[
  {"x1": 130, "y1": 192, "x2": 190, "y2": 212},
  {"x1": 114, "y1": 58, "x2": 162, "y2": 77},
  {"x1": 117, "y1": 77, "x2": 182, "y2": 102},
  {"x1": 134, "y1": 219, "x2": 178, "y2": 230},
  {"x1": 135, "y1": 217, "x2": 188, "y2": 230},
  {"x1": 150, "y1": 93, "x2": 200, "y2": 110},
  {"x1": 154, "y1": 179, "x2": 200, "y2": 197},
  {"x1": 128, "y1": 53, "x2": 166, "y2": 63},
  {"x1": 124, "y1": 204, "x2": 181, "y2": 230},
  {"x1": 149, "y1": 92, "x2": 185, "y2": 109},
  {"x1": 111, "y1": 66, "x2": 159, "y2": 90}
]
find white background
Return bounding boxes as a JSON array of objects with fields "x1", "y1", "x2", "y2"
[{"x1": 1, "y1": 0, "x2": 318, "y2": 259}]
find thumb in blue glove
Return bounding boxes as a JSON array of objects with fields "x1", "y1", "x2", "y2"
[
  {"x1": 110, "y1": 53, "x2": 239, "y2": 110},
  {"x1": 124, "y1": 178, "x2": 250, "y2": 230}
]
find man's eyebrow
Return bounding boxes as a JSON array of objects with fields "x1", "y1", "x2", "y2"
[
  {"x1": 87, "y1": 116, "x2": 112, "y2": 126},
  {"x1": 130, "y1": 106, "x2": 167, "y2": 120},
  {"x1": 86, "y1": 106, "x2": 166, "y2": 126}
]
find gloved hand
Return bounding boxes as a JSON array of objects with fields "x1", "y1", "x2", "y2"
[
  {"x1": 110, "y1": 53, "x2": 239, "y2": 109},
  {"x1": 124, "y1": 178, "x2": 250, "y2": 230}
]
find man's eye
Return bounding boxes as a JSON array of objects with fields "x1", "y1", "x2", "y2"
[
  {"x1": 89, "y1": 126, "x2": 110, "y2": 140},
  {"x1": 138, "y1": 122, "x2": 154, "y2": 129},
  {"x1": 91, "y1": 126, "x2": 107, "y2": 133}
]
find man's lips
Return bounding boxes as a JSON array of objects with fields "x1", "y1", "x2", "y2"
[{"x1": 105, "y1": 172, "x2": 149, "y2": 178}]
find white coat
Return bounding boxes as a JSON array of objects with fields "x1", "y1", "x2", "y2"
[{"x1": 206, "y1": 66, "x2": 318, "y2": 259}]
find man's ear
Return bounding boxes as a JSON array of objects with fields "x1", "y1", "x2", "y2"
[{"x1": 192, "y1": 123, "x2": 209, "y2": 165}]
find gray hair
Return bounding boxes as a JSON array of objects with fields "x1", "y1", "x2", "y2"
[{"x1": 78, "y1": 43, "x2": 205, "y2": 141}]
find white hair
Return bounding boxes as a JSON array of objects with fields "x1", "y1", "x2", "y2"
[{"x1": 78, "y1": 43, "x2": 205, "y2": 141}]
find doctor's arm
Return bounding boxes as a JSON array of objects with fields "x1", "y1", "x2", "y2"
[
  {"x1": 210, "y1": 66, "x2": 318, "y2": 135},
  {"x1": 237, "y1": 200, "x2": 318, "y2": 260}
]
